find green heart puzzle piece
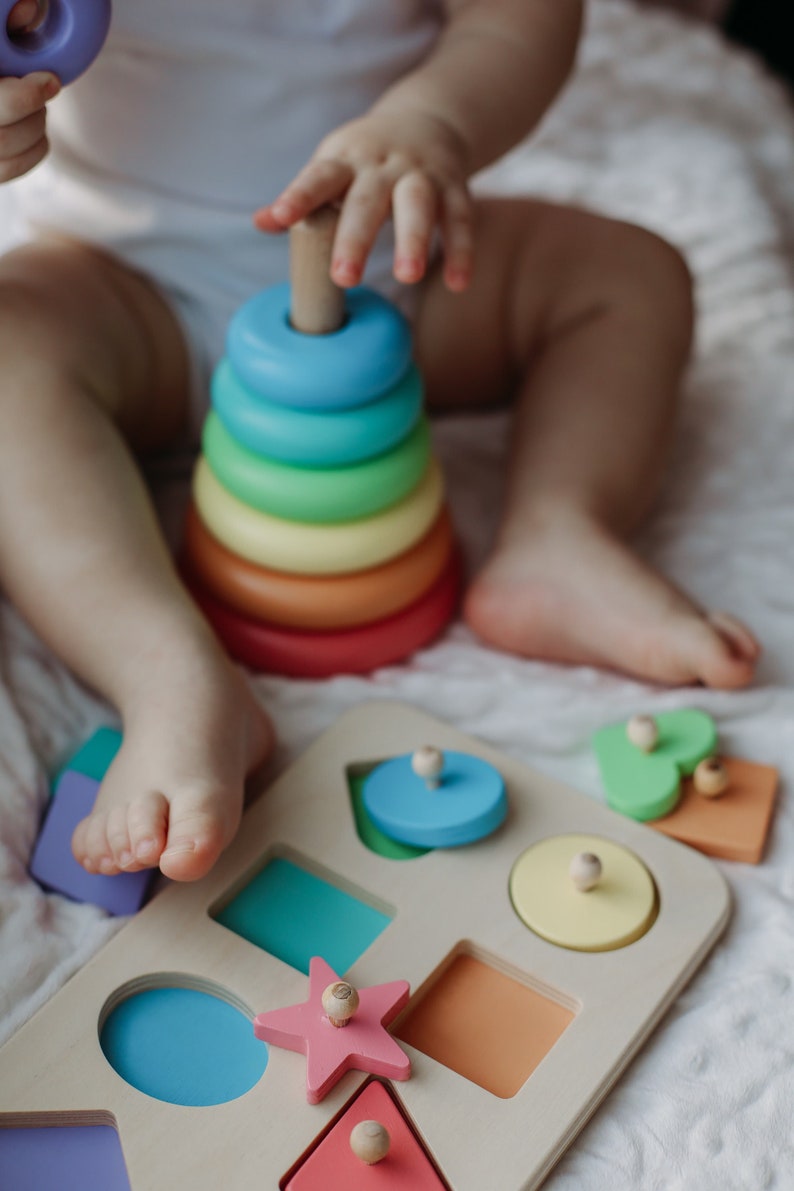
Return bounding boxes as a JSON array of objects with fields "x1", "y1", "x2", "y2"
[{"x1": 593, "y1": 708, "x2": 718, "y2": 822}]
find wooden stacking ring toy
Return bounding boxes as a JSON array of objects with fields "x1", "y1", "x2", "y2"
[
  {"x1": 181, "y1": 504, "x2": 455, "y2": 630},
  {"x1": 227, "y1": 283, "x2": 413, "y2": 410},
  {"x1": 186, "y1": 548, "x2": 462, "y2": 678},
  {"x1": 0, "y1": 0, "x2": 111, "y2": 84},
  {"x1": 203, "y1": 412, "x2": 431, "y2": 523},
  {"x1": 193, "y1": 455, "x2": 444, "y2": 575},
  {"x1": 210, "y1": 358, "x2": 423, "y2": 467}
]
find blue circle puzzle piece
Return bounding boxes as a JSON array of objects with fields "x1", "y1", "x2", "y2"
[
  {"x1": 0, "y1": 0, "x2": 112, "y2": 86},
  {"x1": 226, "y1": 283, "x2": 413, "y2": 411},
  {"x1": 362, "y1": 751, "x2": 507, "y2": 848},
  {"x1": 211, "y1": 356, "x2": 423, "y2": 467}
]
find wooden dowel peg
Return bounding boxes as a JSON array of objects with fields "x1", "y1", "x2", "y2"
[
  {"x1": 569, "y1": 851, "x2": 603, "y2": 892},
  {"x1": 321, "y1": 980, "x2": 360, "y2": 1028},
  {"x1": 411, "y1": 746, "x2": 444, "y2": 790},
  {"x1": 626, "y1": 714, "x2": 659, "y2": 753},
  {"x1": 289, "y1": 207, "x2": 346, "y2": 335},
  {"x1": 350, "y1": 1120, "x2": 391, "y2": 1165},
  {"x1": 693, "y1": 757, "x2": 729, "y2": 798}
]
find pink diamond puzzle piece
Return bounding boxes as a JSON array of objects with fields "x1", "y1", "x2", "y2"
[{"x1": 253, "y1": 957, "x2": 411, "y2": 1104}]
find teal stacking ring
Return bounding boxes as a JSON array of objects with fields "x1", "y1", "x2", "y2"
[
  {"x1": 211, "y1": 357, "x2": 423, "y2": 467},
  {"x1": 203, "y1": 412, "x2": 432, "y2": 524},
  {"x1": 226, "y1": 283, "x2": 413, "y2": 410}
]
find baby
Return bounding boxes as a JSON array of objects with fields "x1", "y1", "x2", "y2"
[{"x1": 0, "y1": 0, "x2": 758, "y2": 884}]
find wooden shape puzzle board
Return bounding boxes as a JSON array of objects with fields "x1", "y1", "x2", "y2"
[{"x1": 0, "y1": 702, "x2": 730, "y2": 1190}]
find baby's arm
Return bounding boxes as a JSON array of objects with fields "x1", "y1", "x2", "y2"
[
  {"x1": 0, "y1": 1, "x2": 60, "y2": 182},
  {"x1": 256, "y1": 0, "x2": 582, "y2": 291}
]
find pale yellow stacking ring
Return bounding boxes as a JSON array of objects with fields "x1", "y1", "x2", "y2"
[{"x1": 193, "y1": 455, "x2": 444, "y2": 576}]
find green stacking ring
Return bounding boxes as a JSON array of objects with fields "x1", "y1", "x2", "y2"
[
  {"x1": 193, "y1": 455, "x2": 444, "y2": 575},
  {"x1": 203, "y1": 412, "x2": 432, "y2": 524}
]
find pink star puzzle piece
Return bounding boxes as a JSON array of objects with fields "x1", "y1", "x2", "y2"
[{"x1": 253, "y1": 957, "x2": 411, "y2": 1104}]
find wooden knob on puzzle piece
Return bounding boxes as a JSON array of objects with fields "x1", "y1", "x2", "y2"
[
  {"x1": 411, "y1": 745, "x2": 444, "y2": 790},
  {"x1": 321, "y1": 980, "x2": 360, "y2": 1028},
  {"x1": 626, "y1": 714, "x2": 659, "y2": 753},
  {"x1": 350, "y1": 1119, "x2": 391, "y2": 1165},
  {"x1": 569, "y1": 851, "x2": 603, "y2": 892},
  {"x1": 693, "y1": 756, "x2": 729, "y2": 798}
]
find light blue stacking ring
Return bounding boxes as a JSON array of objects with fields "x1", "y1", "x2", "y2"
[
  {"x1": 203, "y1": 411, "x2": 432, "y2": 524},
  {"x1": 227, "y1": 283, "x2": 413, "y2": 410},
  {"x1": 211, "y1": 357, "x2": 423, "y2": 467}
]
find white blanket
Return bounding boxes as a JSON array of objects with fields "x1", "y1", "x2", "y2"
[{"x1": 2, "y1": 2, "x2": 793, "y2": 1186}]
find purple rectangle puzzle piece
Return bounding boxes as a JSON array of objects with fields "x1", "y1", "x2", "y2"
[
  {"x1": 0, "y1": 1124, "x2": 132, "y2": 1190},
  {"x1": 29, "y1": 771, "x2": 152, "y2": 916}
]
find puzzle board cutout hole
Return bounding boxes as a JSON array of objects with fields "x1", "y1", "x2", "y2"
[
  {"x1": 211, "y1": 852, "x2": 393, "y2": 974},
  {"x1": 99, "y1": 976, "x2": 267, "y2": 1106},
  {"x1": 346, "y1": 762, "x2": 430, "y2": 861},
  {"x1": 0, "y1": 1115, "x2": 131, "y2": 1190},
  {"x1": 395, "y1": 947, "x2": 577, "y2": 1098}
]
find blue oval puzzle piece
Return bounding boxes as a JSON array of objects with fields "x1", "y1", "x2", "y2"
[{"x1": 362, "y1": 751, "x2": 507, "y2": 848}]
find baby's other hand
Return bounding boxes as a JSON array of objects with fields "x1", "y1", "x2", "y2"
[
  {"x1": 254, "y1": 110, "x2": 474, "y2": 293},
  {"x1": 0, "y1": 1, "x2": 59, "y2": 183}
]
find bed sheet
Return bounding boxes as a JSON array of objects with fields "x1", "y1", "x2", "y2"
[{"x1": 2, "y1": 2, "x2": 794, "y2": 1186}]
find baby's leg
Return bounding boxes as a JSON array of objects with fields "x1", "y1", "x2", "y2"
[
  {"x1": 0, "y1": 237, "x2": 272, "y2": 880},
  {"x1": 414, "y1": 199, "x2": 758, "y2": 688}
]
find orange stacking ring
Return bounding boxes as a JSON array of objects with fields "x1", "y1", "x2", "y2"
[
  {"x1": 185, "y1": 549, "x2": 463, "y2": 678},
  {"x1": 181, "y1": 503, "x2": 455, "y2": 630}
]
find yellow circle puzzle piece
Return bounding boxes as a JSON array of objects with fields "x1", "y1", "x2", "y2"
[{"x1": 509, "y1": 834, "x2": 658, "y2": 953}]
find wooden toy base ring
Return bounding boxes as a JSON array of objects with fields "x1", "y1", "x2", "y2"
[
  {"x1": 0, "y1": 703, "x2": 731, "y2": 1191},
  {"x1": 186, "y1": 551, "x2": 462, "y2": 676}
]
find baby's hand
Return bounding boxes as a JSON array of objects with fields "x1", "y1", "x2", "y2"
[
  {"x1": 0, "y1": 1, "x2": 59, "y2": 183},
  {"x1": 255, "y1": 109, "x2": 474, "y2": 293}
]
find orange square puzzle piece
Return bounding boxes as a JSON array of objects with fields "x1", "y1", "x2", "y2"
[{"x1": 651, "y1": 756, "x2": 778, "y2": 864}]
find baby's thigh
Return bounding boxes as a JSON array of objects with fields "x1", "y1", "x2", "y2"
[
  {"x1": 0, "y1": 236, "x2": 191, "y2": 449},
  {"x1": 413, "y1": 197, "x2": 690, "y2": 411}
]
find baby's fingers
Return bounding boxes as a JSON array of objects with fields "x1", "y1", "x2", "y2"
[
  {"x1": 331, "y1": 168, "x2": 392, "y2": 286},
  {"x1": 254, "y1": 159, "x2": 354, "y2": 232},
  {"x1": 0, "y1": 75, "x2": 56, "y2": 182},
  {"x1": 0, "y1": 71, "x2": 59, "y2": 125},
  {"x1": 440, "y1": 184, "x2": 474, "y2": 292},
  {"x1": 7, "y1": 0, "x2": 43, "y2": 32},
  {"x1": 392, "y1": 169, "x2": 438, "y2": 285}
]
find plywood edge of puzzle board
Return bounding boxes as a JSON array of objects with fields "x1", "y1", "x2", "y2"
[{"x1": 0, "y1": 700, "x2": 733, "y2": 1191}]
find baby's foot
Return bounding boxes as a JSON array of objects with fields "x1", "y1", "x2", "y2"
[
  {"x1": 463, "y1": 510, "x2": 759, "y2": 689},
  {"x1": 71, "y1": 636, "x2": 273, "y2": 882}
]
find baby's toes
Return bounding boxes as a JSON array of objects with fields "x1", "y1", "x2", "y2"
[
  {"x1": 684, "y1": 615, "x2": 758, "y2": 691},
  {"x1": 127, "y1": 791, "x2": 170, "y2": 869},
  {"x1": 160, "y1": 791, "x2": 235, "y2": 883},
  {"x1": 104, "y1": 803, "x2": 136, "y2": 873},
  {"x1": 72, "y1": 809, "x2": 115, "y2": 874}
]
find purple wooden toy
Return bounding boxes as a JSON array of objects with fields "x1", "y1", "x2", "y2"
[
  {"x1": 29, "y1": 770, "x2": 152, "y2": 916},
  {"x1": 0, "y1": 0, "x2": 111, "y2": 85}
]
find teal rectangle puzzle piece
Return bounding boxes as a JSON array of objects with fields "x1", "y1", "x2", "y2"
[
  {"x1": 213, "y1": 856, "x2": 391, "y2": 975},
  {"x1": 53, "y1": 725, "x2": 122, "y2": 790}
]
